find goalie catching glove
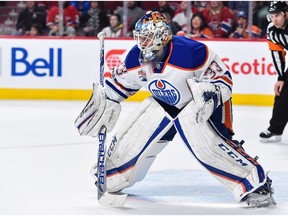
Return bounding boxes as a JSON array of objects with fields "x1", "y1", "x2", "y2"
[
  {"x1": 187, "y1": 78, "x2": 222, "y2": 123},
  {"x1": 74, "y1": 83, "x2": 121, "y2": 137}
]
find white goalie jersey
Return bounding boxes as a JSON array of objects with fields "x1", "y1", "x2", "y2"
[
  {"x1": 105, "y1": 36, "x2": 232, "y2": 107},
  {"x1": 104, "y1": 36, "x2": 233, "y2": 132}
]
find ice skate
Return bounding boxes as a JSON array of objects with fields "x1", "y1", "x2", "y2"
[
  {"x1": 243, "y1": 178, "x2": 276, "y2": 208},
  {"x1": 259, "y1": 130, "x2": 281, "y2": 143}
]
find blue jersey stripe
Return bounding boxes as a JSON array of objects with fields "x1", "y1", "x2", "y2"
[{"x1": 105, "y1": 80, "x2": 128, "y2": 99}]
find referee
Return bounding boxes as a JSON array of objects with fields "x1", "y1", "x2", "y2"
[{"x1": 260, "y1": 1, "x2": 288, "y2": 142}]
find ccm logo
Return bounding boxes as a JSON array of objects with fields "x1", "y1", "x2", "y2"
[{"x1": 218, "y1": 143, "x2": 248, "y2": 166}]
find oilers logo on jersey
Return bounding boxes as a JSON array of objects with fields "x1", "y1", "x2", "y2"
[{"x1": 148, "y1": 79, "x2": 180, "y2": 105}]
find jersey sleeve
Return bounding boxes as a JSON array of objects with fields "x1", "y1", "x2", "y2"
[
  {"x1": 104, "y1": 46, "x2": 142, "y2": 102},
  {"x1": 172, "y1": 38, "x2": 233, "y2": 103},
  {"x1": 267, "y1": 23, "x2": 287, "y2": 81},
  {"x1": 196, "y1": 46, "x2": 233, "y2": 103}
]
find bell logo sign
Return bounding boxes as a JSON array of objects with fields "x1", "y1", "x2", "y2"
[
  {"x1": 222, "y1": 57, "x2": 276, "y2": 75},
  {"x1": 11, "y1": 47, "x2": 62, "y2": 77}
]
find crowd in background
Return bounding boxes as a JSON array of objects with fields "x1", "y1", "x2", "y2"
[{"x1": 0, "y1": 1, "x2": 271, "y2": 39}]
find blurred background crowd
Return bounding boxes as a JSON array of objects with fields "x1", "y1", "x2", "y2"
[{"x1": 0, "y1": 1, "x2": 271, "y2": 39}]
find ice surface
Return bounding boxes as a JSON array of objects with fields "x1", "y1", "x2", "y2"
[{"x1": 0, "y1": 100, "x2": 287, "y2": 215}]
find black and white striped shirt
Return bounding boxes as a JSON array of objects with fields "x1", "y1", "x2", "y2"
[{"x1": 267, "y1": 22, "x2": 288, "y2": 81}]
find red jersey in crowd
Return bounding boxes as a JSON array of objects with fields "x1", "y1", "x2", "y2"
[
  {"x1": 202, "y1": 2, "x2": 234, "y2": 38},
  {"x1": 47, "y1": 4, "x2": 79, "y2": 28}
]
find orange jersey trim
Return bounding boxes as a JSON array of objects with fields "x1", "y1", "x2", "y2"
[
  {"x1": 214, "y1": 75, "x2": 233, "y2": 86},
  {"x1": 224, "y1": 101, "x2": 233, "y2": 132},
  {"x1": 160, "y1": 42, "x2": 174, "y2": 73},
  {"x1": 127, "y1": 65, "x2": 142, "y2": 72}
]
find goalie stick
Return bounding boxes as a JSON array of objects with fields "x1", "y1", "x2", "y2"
[{"x1": 96, "y1": 31, "x2": 127, "y2": 207}]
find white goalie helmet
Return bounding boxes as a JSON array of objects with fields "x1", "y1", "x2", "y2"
[{"x1": 133, "y1": 11, "x2": 172, "y2": 61}]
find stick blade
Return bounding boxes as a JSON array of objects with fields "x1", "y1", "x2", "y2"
[{"x1": 98, "y1": 191, "x2": 128, "y2": 207}]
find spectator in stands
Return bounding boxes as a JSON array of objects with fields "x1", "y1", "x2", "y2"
[
  {"x1": 177, "y1": 12, "x2": 213, "y2": 39},
  {"x1": 101, "y1": 14, "x2": 123, "y2": 37},
  {"x1": 46, "y1": 1, "x2": 79, "y2": 35},
  {"x1": 70, "y1": 1, "x2": 91, "y2": 15},
  {"x1": 227, "y1": 1, "x2": 249, "y2": 17},
  {"x1": 153, "y1": 1, "x2": 175, "y2": 19},
  {"x1": 81, "y1": 1, "x2": 109, "y2": 37},
  {"x1": 114, "y1": 1, "x2": 145, "y2": 37},
  {"x1": 70, "y1": 1, "x2": 92, "y2": 28},
  {"x1": 12, "y1": 1, "x2": 46, "y2": 36},
  {"x1": 253, "y1": 1, "x2": 270, "y2": 36},
  {"x1": 37, "y1": 1, "x2": 58, "y2": 10},
  {"x1": 229, "y1": 11, "x2": 262, "y2": 39},
  {"x1": 172, "y1": 1, "x2": 199, "y2": 32},
  {"x1": 48, "y1": 14, "x2": 76, "y2": 36},
  {"x1": 29, "y1": 23, "x2": 43, "y2": 36},
  {"x1": 162, "y1": 12, "x2": 181, "y2": 35},
  {"x1": 202, "y1": 1, "x2": 235, "y2": 38},
  {"x1": 193, "y1": 1, "x2": 208, "y2": 13}
]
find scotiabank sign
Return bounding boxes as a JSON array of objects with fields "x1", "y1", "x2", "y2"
[{"x1": 222, "y1": 57, "x2": 276, "y2": 75}]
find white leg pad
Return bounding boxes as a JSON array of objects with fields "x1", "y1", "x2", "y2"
[
  {"x1": 175, "y1": 100, "x2": 266, "y2": 202},
  {"x1": 128, "y1": 140, "x2": 169, "y2": 183},
  {"x1": 105, "y1": 97, "x2": 173, "y2": 192}
]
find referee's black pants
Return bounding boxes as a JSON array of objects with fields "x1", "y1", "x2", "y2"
[{"x1": 268, "y1": 79, "x2": 288, "y2": 135}]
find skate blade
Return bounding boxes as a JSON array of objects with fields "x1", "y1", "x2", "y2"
[
  {"x1": 247, "y1": 200, "x2": 276, "y2": 208},
  {"x1": 246, "y1": 193, "x2": 276, "y2": 208},
  {"x1": 260, "y1": 136, "x2": 281, "y2": 143}
]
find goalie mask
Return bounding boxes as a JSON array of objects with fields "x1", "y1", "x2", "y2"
[{"x1": 133, "y1": 11, "x2": 172, "y2": 61}]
